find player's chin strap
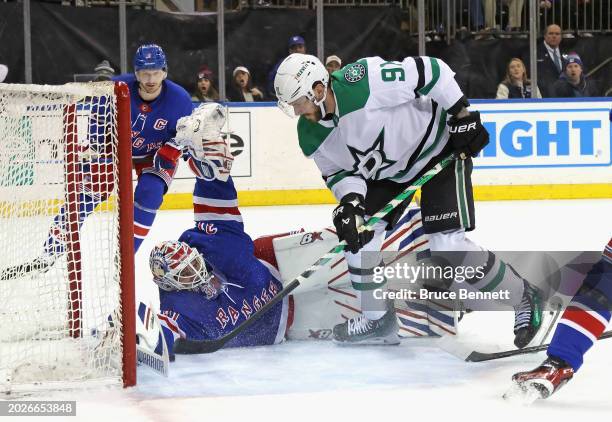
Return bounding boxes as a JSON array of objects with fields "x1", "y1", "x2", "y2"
[
  {"x1": 172, "y1": 154, "x2": 458, "y2": 354},
  {"x1": 314, "y1": 89, "x2": 328, "y2": 119}
]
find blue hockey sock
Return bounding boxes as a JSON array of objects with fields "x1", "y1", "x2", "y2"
[
  {"x1": 133, "y1": 173, "x2": 166, "y2": 253},
  {"x1": 44, "y1": 192, "x2": 101, "y2": 257},
  {"x1": 548, "y1": 258, "x2": 612, "y2": 371}
]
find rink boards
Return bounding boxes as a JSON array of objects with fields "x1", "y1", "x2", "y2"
[{"x1": 164, "y1": 97, "x2": 612, "y2": 208}]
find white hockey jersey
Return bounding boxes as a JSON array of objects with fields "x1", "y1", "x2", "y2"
[{"x1": 297, "y1": 56, "x2": 465, "y2": 201}]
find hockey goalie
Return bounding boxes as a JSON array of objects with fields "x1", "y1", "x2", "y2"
[{"x1": 135, "y1": 103, "x2": 459, "y2": 371}]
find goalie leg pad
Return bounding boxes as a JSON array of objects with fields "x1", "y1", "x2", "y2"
[
  {"x1": 254, "y1": 229, "x2": 305, "y2": 268},
  {"x1": 136, "y1": 302, "x2": 171, "y2": 377}
]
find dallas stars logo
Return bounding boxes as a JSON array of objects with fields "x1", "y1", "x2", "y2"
[
  {"x1": 344, "y1": 63, "x2": 366, "y2": 83},
  {"x1": 347, "y1": 129, "x2": 396, "y2": 180}
]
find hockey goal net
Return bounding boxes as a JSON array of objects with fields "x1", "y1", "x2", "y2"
[{"x1": 0, "y1": 81, "x2": 135, "y2": 394}]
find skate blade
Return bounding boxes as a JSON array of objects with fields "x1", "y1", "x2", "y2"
[
  {"x1": 332, "y1": 335, "x2": 401, "y2": 346},
  {"x1": 503, "y1": 382, "x2": 543, "y2": 405},
  {"x1": 524, "y1": 304, "x2": 561, "y2": 348}
]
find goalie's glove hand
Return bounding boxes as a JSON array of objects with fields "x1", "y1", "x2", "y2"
[
  {"x1": 332, "y1": 193, "x2": 374, "y2": 254},
  {"x1": 174, "y1": 103, "x2": 226, "y2": 158},
  {"x1": 447, "y1": 111, "x2": 489, "y2": 159}
]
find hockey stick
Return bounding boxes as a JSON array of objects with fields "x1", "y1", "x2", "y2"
[
  {"x1": 464, "y1": 330, "x2": 612, "y2": 362},
  {"x1": 438, "y1": 303, "x2": 563, "y2": 362},
  {"x1": 172, "y1": 154, "x2": 457, "y2": 354},
  {"x1": 0, "y1": 257, "x2": 55, "y2": 281}
]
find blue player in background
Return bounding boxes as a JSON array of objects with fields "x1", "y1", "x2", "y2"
[
  {"x1": 37, "y1": 43, "x2": 193, "y2": 273},
  {"x1": 113, "y1": 43, "x2": 193, "y2": 252},
  {"x1": 507, "y1": 238, "x2": 612, "y2": 402}
]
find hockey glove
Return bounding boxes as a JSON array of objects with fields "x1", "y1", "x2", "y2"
[
  {"x1": 447, "y1": 111, "x2": 489, "y2": 159},
  {"x1": 185, "y1": 139, "x2": 233, "y2": 183},
  {"x1": 150, "y1": 141, "x2": 182, "y2": 185},
  {"x1": 174, "y1": 103, "x2": 226, "y2": 159},
  {"x1": 332, "y1": 193, "x2": 374, "y2": 254}
]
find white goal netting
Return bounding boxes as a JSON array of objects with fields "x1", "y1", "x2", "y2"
[{"x1": 0, "y1": 82, "x2": 133, "y2": 394}]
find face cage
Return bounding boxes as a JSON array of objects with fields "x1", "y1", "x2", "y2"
[{"x1": 155, "y1": 248, "x2": 212, "y2": 292}]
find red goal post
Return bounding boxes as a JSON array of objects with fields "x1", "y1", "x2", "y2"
[{"x1": 0, "y1": 81, "x2": 136, "y2": 393}]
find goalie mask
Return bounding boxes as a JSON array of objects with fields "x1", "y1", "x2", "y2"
[
  {"x1": 274, "y1": 53, "x2": 329, "y2": 118},
  {"x1": 149, "y1": 240, "x2": 213, "y2": 293}
]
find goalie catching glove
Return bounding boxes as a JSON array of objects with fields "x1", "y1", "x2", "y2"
[
  {"x1": 174, "y1": 103, "x2": 233, "y2": 182},
  {"x1": 332, "y1": 193, "x2": 374, "y2": 254},
  {"x1": 447, "y1": 111, "x2": 489, "y2": 159}
]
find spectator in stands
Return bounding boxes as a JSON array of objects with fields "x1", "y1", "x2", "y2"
[
  {"x1": 537, "y1": 24, "x2": 566, "y2": 97},
  {"x1": 551, "y1": 53, "x2": 600, "y2": 98},
  {"x1": 496, "y1": 58, "x2": 541, "y2": 99},
  {"x1": 267, "y1": 35, "x2": 306, "y2": 98},
  {"x1": 191, "y1": 66, "x2": 219, "y2": 102},
  {"x1": 470, "y1": 0, "x2": 485, "y2": 31},
  {"x1": 481, "y1": 0, "x2": 524, "y2": 32},
  {"x1": 93, "y1": 60, "x2": 115, "y2": 82},
  {"x1": 288, "y1": 35, "x2": 306, "y2": 55},
  {"x1": 0, "y1": 64, "x2": 7, "y2": 83},
  {"x1": 325, "y1": 55, "x2": 342, "y2": 75},
  {"x1": 505, "y1": 0, "x2": 525, "y2": 31},
  {"x1": 231, "y1": 66, "x2": 264, "y2": 102}
]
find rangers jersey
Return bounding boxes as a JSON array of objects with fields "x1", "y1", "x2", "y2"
[
  {"x1": 113, "y1": 73, "x2": 193, "y2": 161},
  {"x1": 297, "y1": 56, "x2": 465, "y2": 201}
]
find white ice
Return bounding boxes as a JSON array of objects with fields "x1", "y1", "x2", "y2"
[{"x1": 20, "y1": 199, "x2": 612, "y2": 422}]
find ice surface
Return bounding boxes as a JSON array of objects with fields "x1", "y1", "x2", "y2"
[{"x1": 17, "y1": 199, "x2": 612, "y2": 421}]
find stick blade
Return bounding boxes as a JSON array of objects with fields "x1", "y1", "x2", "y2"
[{"x1": 173, "y1": 338, "x2": 224, "y2": 354}]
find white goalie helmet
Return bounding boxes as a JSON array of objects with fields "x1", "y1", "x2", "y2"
[
  {"x1": 149, "y1": 240, "x2": 212, "y2": 292},
  {"x1": 274, "y1": 53, "x2": 329, "y2": 117}
]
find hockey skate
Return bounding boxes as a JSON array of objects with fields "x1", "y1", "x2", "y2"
[
  {"x1": 513, "y1": 280, "x2": 544, "y2": 349},
  {"x1": 333, "y1": 302, "x2": 400, "y2": 345},
  {"x1": 504, "y1": 356, "x2": 574, "y2": 403}
]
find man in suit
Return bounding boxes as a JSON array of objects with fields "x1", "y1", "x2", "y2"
[{"x1": 537, "y1": 24, "x2": 567, "y2": 97}]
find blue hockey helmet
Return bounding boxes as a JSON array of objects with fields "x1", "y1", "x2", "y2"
[{"x1": 133, "y1": 44, "x2": 167, "y2": 72}]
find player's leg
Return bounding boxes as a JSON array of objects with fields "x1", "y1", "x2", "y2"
[
  {"x1": 509, "y1": 246, "x2": 612, "y2": 400},
  {"x1": 331, "y1": 179, "x2": 413, "y2": 345},
  {"x1": 42, "y1": 161, "x2": 112, "y2": 264},
  {"x1": 332, "y1": 219, "x2": 400, "y2": 345},
  {"x1": 133, "y1": 172, "x2": 165, "y2": 253},
  {"x1": 133, "y1": 144, "x2": 181, "y2": 253},
  {"x1": 420, "y1": 155, "x2": 543, "y2": 348}
]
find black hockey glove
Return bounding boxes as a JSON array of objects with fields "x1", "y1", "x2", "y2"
[
  {"x1": 332, "y1": 193, "x2": 374, "y2": 254},
  {"x1": 447, "y1": 111, "x2": 489, "y2": 159}
]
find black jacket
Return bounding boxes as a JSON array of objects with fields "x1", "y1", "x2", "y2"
[
  {"x1": 229, "y1": 85, "x2": 265, "y2": 102},
  {"x1": 551, "y1": 76, "x2": 600, "y2": 98},
  {"x1": 501, "y1": 81, "x2": 538, "y2": 98},
  {"x1": 536, "y1": 42, "x2": 567, "y2": 98}
]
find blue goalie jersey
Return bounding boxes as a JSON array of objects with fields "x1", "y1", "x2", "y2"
[{"x1": 154, "y1": 177, "x2": 289, "y2": 352}]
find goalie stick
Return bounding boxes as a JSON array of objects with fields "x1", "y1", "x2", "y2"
[{"x1": 172, "y1": 154, "x2": 457, "y2": 354}]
